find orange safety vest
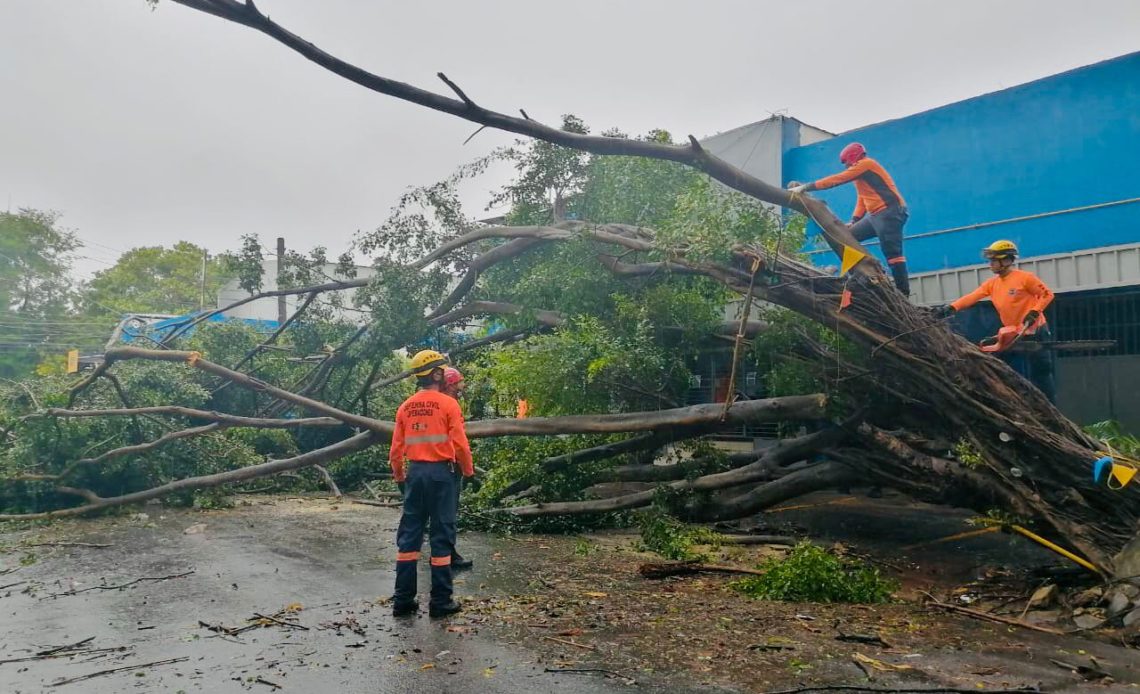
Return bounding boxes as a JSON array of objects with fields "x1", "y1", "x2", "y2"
[
  {"x1": 951, "y1": 269, "x2": 1054, "y2": 333},
  {"x1": 389, "y1": 389, "x2": 473, "y2": 481},
  {"x1": 814, "y1": 157, "x2": 906, "y2": 219}
]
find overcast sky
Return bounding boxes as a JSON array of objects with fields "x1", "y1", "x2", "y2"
[{"x1": 2, "y1": 0, "x2": 1138, "y2": 277}]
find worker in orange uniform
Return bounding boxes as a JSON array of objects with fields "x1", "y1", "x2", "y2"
[
  {"x1": 390, "y1": 350, "x2": 474, "y2": 618},
  {"x1": 440, "y1": 367, "x2": 474, "y2": 571},
  {"x1": 788, "y1": 142, "x2": 911, "y2": 296},
  {"x1": 932, "y1": 240, "x2": 1056, "y2": 402}
]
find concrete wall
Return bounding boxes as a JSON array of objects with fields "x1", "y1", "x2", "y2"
[
  {"x1": 1057, "y1": 355, "x2": 1140, "y2": 431},
  {"x1": 783, "y1": 52, "x2": 1140, "y2": 273}
]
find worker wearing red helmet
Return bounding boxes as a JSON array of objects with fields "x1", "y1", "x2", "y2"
[
  {"x1": 440, "y1": 367, "x2": 474, "y2": 571},
  {"x1": 788, "y1": 143, "x2": 911, "y2": 296}
]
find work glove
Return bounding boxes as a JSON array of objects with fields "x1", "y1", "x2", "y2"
[
  {"x1": 1022, "y1": 310, "x2": 1040, "y2": 330},
  {"x1": 787, "y1": 183, "x2": 810, "y2": 194},
  {"x1": 979, "y1": 336, "x2": 999, "y2": 348},
  {"x1": 930, "y1": 304, "x2": 956, "y2": 320},
  {"x1": 397, "y1": 481, "x2": 406, "y2": 498}
]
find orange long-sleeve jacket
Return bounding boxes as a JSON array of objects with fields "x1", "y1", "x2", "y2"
[
  {"x1": 950, "y1": 269, "x2": 1054, "y2": 333},
  {"x1": 389, "y1": 389, "x2": 474, "y2": 481},
  {"x1": 813, "y1": 157, "x2": 906, "y2": 219}
]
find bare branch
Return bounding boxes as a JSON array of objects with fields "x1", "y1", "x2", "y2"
[
  {"x1": 42, "y1": 406, "x2": 342, "y2": 428},
  {"x1": 100, "y1": 347, "x2": 393, "y2": 435},
  {"x1": 0, "y1": 432, "x2": 379, "y2": 521},
  {"x1": 164, "y1": 0, "x2": 877, "y2": 270},
  {"x1": 437, "y1": 72, "x2": 478, "y2": 109}
]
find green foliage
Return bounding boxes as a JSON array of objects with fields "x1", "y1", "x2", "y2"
[
  {"x1": 657, "y1": 177, "x2": 791, "y2": 263},
  {"x1": 1085, "y1": 420, "x2": 1140, "y2": 457},
  {"x1": 84, "y1": 242, "x2": 227, "y2": 317},
  {"x1": 636, "y1": 509, "x2": 723, "y2": 561},
  {"x1": 493, "y1": 115, "x2": 590, "y2": 225},
  {"x1": 731, "y1": 542, "x2": 897, "y2": 603},
  {"x1": 481, "y1": 315, "x2": 690, "y2": 416},
  {"x1": 469, "y1": 433, "x2": 618, "y2": 505},
  {"x1": 750, "y1": 307, "x2": 860, "y2": 408},
  {"x1": 953, "y1": 438, "x2": 985, "y2": 469},
  {"x1": 574, "y1": 129, "x2": 700, "y2": 228},
  {"x1": 221, "y1": 234, "x2": 265, "y2": 295},
  {"x1": 0, "y1": 209, "x2": 87, "y2": 378}
]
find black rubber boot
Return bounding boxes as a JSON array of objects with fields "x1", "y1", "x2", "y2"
[
  {"x1": 392, "y1": 600, "x2": 419, "y2": 617},
  {"x1": 452, "y1": 552, "x2": 474, "y2": 571},
  {"x1": 429, "y1": 600, "x2": 462, "y2": 618}
]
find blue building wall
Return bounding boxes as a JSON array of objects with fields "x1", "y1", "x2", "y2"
[{"x1": 783, "y1": 52, "x2": 1140, "y2": 273}]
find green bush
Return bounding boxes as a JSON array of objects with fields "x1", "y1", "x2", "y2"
[
  {"x1": 731, "y1": 542, "x2": 896, "y2": 603},
  {"x1": 636, "y1": 509, "x2": 722, "y2": 561}
]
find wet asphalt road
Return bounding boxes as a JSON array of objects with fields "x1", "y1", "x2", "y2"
[{"x1": 0, "y1": 499, "x2": 685, "y2": 693}]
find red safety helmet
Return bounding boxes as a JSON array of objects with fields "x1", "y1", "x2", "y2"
[
  {"x1": 443, "y1": 367, "x2": 464, "y2": 386},
  {"x1": 839, "y1": 142, "x2": 867, "y2": 167}
]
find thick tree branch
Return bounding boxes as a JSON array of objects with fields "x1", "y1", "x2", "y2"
[
  {"x1": 504, "y1": 427, "x2": 842, "y2": 516},
  {"x1": 164, "y1": 0, "x2": 876, "y2": 272},
  {"x1": 0, "y1": 433, "x2": 379, "y2": 521},
  {"x1": 100, "y1": 347, "x2": 393, "y2": 435},
  {"x1": 42, "y1": 406, "x2": 343, "y2": 429}
]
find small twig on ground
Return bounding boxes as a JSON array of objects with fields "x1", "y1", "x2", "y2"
[
  {"x1": 49, "y1": 656, "x2": 188, "y2": 687},
  {"x1": 345, "y1": 497, "x2": 400, "y2": 508},
  {"x1": 851, "y1": 654, "x2": 875, "y2": 679},
  {"x1": 639, "y1": 561, "x2": 766, "y2": 579},
  {"x1": 254, "y1": 677, "x2": 283, "y2": 690},
  {"x1": 542, "y1": 636, "x2": 595, "y2": 651},
  {"x1": 0, "y1": 646, "x2": 129, "y2": 665},
  {"x1": 716, "y1": 534, "x2": 796, "y2": 546},
  {"x1": 544, "y1": 667, "x2": 636, "y2": 685},
  {"x1": 253, "y1": 612, "x2": 309, "y2": 631},
  {"x1": 761, "y1": 686, "x2": 1041, "y2": 694},
  {"x1": 0, "y1": 580, "x2": 28, "y2": 591},
  {"x1": 37, "y1": 637, "x2": 94, "y2": 656},
  {"x1": 1050, "y1": 657, "x2": 1111, "y2": 680},
  {"x1": 47, "y1": 571, "x2": 194, "y2": 597},
  {"x1": 21, "y1": 542, "x2": 112, "y2": 549},
  {"x1": 924, "y1": 596, "x2": 1062, "y2": 635},
  {"x1": 836, "y1": 632, "x2": 892, "y2": 648}
]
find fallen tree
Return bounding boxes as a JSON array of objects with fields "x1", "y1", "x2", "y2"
[{"x1": 0, "y1": 0, "x2": 1134, "y2": 578}]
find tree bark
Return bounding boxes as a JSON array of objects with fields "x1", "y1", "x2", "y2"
[
  {"x1": 0, "y1": 433, "x2": 379, "y2": 522},
  {"x1": 504, "y1": 428, "x2": 843, "y2": 517}
]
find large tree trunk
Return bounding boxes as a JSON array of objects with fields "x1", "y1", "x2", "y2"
[{"x1": 42, "y1": 1, "x2": 1140, "y2": 574}]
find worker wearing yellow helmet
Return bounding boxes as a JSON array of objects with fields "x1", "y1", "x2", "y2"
[
  {"x1": 931, "y1": 240, "x2": 1057, "y2": 401},
  {"x1": 389, "y1": 349, "x2": 474, "y2": 618}
]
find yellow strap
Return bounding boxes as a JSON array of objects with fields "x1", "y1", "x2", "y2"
[{"x1": 1007, "y1": 524, "x2": 1100, "y2": 574}]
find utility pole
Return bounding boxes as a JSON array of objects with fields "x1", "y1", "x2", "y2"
[
  {"x1": 199, "y1": 249, "x2": 208, "y2": 311},
  {"x1": 276, "y1": 237, "x2": 286, "y2": 325}
]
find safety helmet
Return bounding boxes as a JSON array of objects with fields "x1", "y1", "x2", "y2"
[
  {"x1": 409, "y1": 349, "x2": 448, "y2": 377},
  {"x1": 839, "y1": 142, "x2": 867, "y2": 167},
  {"x1": 443, "y1": 367, "x2": 464, "y2": 386},
  {"x1": 982, "y1": 239, "x2": 1018, "y2": 260}
]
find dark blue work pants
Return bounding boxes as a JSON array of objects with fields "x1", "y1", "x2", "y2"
[
  {"x1": 393, "y1": 461, "x2": 458, "y2": 609},
  {"x1": 1000, "y1": 325, "x2": 1057, "y2": 403}
]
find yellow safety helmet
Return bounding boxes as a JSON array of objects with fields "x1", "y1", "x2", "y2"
[
  {"x1": 982, "y1": 239, "x2": 1018, "y2": 260},
  {"x1": 409, "y1": 349, "x2": 448, "y2": 377}
]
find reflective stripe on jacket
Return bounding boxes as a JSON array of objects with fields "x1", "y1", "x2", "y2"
[{"x1": 389, "y1": 389, "x2": 474, "y2": 481}]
